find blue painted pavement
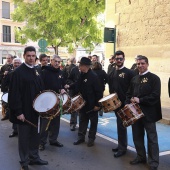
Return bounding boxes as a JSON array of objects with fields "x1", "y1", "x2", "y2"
[{"x1": 62, "y1": 111, "x2": 170, "y2": 152}]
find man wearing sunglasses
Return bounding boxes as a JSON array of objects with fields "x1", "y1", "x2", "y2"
[{"x1": 108, "y1": 50, "x2": 135, "y2": 158}]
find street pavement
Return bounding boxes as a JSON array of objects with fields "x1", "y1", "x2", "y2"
[
  {"x1": 0, "y1": 114, "x2": 170, "y2": 170},
  {"x1": 0, "y1": 90, "x2": 170, "y2": 170}
]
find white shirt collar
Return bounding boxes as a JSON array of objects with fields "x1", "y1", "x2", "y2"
[
  {"x1": 116, "y1": 65, "x2": 124, "y2": 70},
  {"x1": 24, "y1": 62, "x2": 34, "y2": 68},
  {"x1": 139, "y1": 70, "x2": 149, "y2": 75}
]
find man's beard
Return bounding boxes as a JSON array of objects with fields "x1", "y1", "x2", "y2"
[{"x1": 116, "y1": 63, "x2": 123, "y2": 68}]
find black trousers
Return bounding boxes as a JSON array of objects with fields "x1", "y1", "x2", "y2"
[
  {"x1": 70, "y1": 112, "x2": 78, "y2": 127},
  {"x1": 78, "y1": 110, "x2": 98, "y2": 141},
  {"x1": 18, "y1": 124, "x2": 40, "y2": 166},
  {"x1": 40, "y1": 115, "x2": 60, "y2": 145},
  {"x1": 132, "y1": 118, "x2": 159, "y2": 168},
  {"x1": 115, "y1": 112, "x2": 127, "y2": 151},
  {"x1": 12, "y1": 123, "x2": 18, "y2": 133}
]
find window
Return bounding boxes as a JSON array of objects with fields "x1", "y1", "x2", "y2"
[
  {"x1": 2, "y1": 1, "x2": 10, "y2": 19},
  {"x1": 3, "y1": 25, "x2": 11, "y2": 42}
]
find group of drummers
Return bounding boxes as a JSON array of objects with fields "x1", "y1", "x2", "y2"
[{"x1": 0, "y1": 46, "x2": 162, "y2": 170}]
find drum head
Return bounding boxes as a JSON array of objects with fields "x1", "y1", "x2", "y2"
[
  {"x1": 99, "y1": 93, "x2": 116, "y2": 102},
  {"x1": 1, "y1": 93, "x2": 8, "y2": 103},
  {"x1": 33, "y1": 91, "x2": 58, "y2": 112},
  {"x1": 59, "y1": 94, "x2": 68, "y2": 105}
]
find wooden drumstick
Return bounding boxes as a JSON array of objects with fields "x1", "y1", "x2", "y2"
[
  {"x1": 86, "y1": 109, "x2": 94, "y2": 114},
  {"x1": 24, "y1": 119, "x2": 38, "y2": 128}
]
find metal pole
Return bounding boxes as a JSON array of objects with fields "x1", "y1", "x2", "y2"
[{"x1": 114, "y1": 26, "x2": 116, "y2": 54}]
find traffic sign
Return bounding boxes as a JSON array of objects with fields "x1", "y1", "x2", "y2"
[{"x1": 38, "y1": 39, "x2": 48, "y2": 49}]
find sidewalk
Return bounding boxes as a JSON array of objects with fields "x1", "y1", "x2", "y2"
[{"x1": 159, "y1": 107, "x2": 170, "y2": 125}]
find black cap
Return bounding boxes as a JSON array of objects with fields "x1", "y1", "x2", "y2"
[{"x1": 79, "y1": 57, "x2": 91, "y2": 65}]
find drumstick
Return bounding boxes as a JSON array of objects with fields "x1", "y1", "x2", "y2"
[
  {"x1": 86, "y1": 109, "x2": 94, "y2": 114},
  {"x1": 24, "y1": 119, "x2": 38, "y2": 128}
]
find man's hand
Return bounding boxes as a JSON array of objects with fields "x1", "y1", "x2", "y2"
[
  {"x1": 93, "y1": 106, "x2": 100, "y2": 111},
  {"x1": 64, "y1": 84, "x2": 70, "y2": 89},
  {"x1": 60, "y1": 89, "x2": 66, "y2": 94},
  {"x1": 17, "y1": 114, "x2": 25, "y2": 122},
  {"x1": 4, "y1": 71, "x2": 8, "y2": 75},
  {"x1": 131, "y1": 97, "x2": 140, "y2": 103}
]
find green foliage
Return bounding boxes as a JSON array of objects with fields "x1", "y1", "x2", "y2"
[{"x1": 12, "y1": 0, "x2": 105, "y2": 54}]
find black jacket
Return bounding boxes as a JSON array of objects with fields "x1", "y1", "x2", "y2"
[
  {"x1": 8, "y1": 63, "x2": 44, "y2": 124},
  {"x1": 67, "y1": 65, "x2": 80, "y2": 97},
  {"x1": 42, "y1": 66, "x2": 65, "y2": 93},
  {"x1": 70, "y1": 69, "x2": 103, "y2": 112},
  {"x1": 125, "y1": 72, "x2": 162, "y2": 122},
  {"x1": 0, "y1": 64, "x2": 13, "y2": 92},
  {"x1": 93, "y1": 69, "x2": 108, "y2": 92},
  {"x1": 108, "y1": 67, "x2": 135, "y2": 106}
]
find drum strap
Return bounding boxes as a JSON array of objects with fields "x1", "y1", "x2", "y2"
[
  {"x1": 45, "y1": 98, "x2": 63, "y2": 131},
  {"x1": 59, "y1": 98, "x2": 63, "y2": 116},
  {"x1": 45, "y1": 117, "x2": 53, "y2": 131}
]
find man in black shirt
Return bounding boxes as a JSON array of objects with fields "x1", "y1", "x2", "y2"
[
  {"x1": 108, "y1": 50, "x2": 135, "y2": 158},
  {"x1": 66, "y1": 57, "x2": 80, "y2": 131},
  {"x1": 6, "y1": 58, "x2": 22, "y2": 137},
  {"x1": 65, "y1": 57, "x2": 103, "y2": 147},
  {"x1": 107, "y1": 55, "x2": 115, "y2": 75},
  {"x1": 39, "y1": 55, "x2": 65, "y2": 151},
  {"x1": 126, "y1": 55, "x2": 162, "y2": 170},
  {"x1": 8, "y1": 46, "x2": 48, "y2": 170},
  {"x1": 0, "y1": 54, "x2": 14, "y2": 120}
]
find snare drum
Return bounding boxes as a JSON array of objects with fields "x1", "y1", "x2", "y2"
[
  {"x1": 117, "y1": 103, "x2": 144, "y2": 127},
  {"x1": 33, "y1": 90, "x2": 60, "y2": 118},
  {"x1": 59, "y1": 93, "x2": 71, "y2": 114},
  {"x1": 67, "y1": 95, "x2": 86, "y2": 113},
  {"x1": 1, "y1": 93, "x2": 8, "y2": 103},
  {"x1": 98, "y1": 93, "x2": 121, "y2": 113}
]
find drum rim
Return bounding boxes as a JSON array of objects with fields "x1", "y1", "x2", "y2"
[
  {"x1": 33, "y1": 90, "x2": 59, "y2": 114},
  {"x1": 98, "y1": 93, "x2": 118, "y2": 102}
]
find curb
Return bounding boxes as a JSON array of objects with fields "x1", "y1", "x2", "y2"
[{"x1": 159, "y1": 118, "x2": 170, "y2": 125}]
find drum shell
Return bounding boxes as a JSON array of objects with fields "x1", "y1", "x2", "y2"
[
  {"x1": 98, "y1": 93, "x2": 122, "y2": 113},
  {"x1": 60, "y1": 94, "x2": 72, "y2": 114},
  {"x1": 67, "y1": 95, "x2": 86, "y2": 113},
  {"x1": 117, "y1": 103, "x2": 144, "y2": 127}
]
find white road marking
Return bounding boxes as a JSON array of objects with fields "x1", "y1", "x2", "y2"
[{"x1": 61, "y1": 117, "x2": 170, "y2": 157}]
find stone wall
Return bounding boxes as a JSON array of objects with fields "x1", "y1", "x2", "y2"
[
  {"x1": 116, "y1": 0, "x2": 170, "y2": 47},
  {"x1": 105, "y1": 0, "x2": 170, "y2": 109}
]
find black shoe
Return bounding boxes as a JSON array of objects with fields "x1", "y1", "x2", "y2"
[
  {"x1": 50, "y1": 141, "x2": 63, "y2": 147},
  {"x1": 21, "y1": 165, "x2": 29, "y2": 170},
  {"x1": 112, "y1": 147, "x2": 118, "y2": 152},
  {"x1": 9, "y1": 132, "x2": 18, "y2": 138},
  {"x1": 73, "y1": 139, "x2": 85, "y2": 145},
  {"x1": 70, "y1": 125, "x2": 76, "y2": 131},
  {"x1": 130, "y1": 158, "x2": 146, "y2": 165},
  {"x1": 114, "y1": 151, "x2": 126, "y2": 158},
  {"x1": 29, "y1": 159, "x2": 48, "y2": 165},
  {"x1": 87, "y1": 140, "x2": 94, "y2": 147},
  {"x1": 149, "y1": 167, "x2": 157, "y2": 170},
  {"x1": 1, "y1": 116, "x2": 9, "y2": 121},
  {"x1": 39, "y1": 144, "x2": 45, "y2": 151}
]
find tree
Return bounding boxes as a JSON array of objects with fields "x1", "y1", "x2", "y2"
[{"x1": 12, "y1": 0, "x2": 105, "y2": 54}]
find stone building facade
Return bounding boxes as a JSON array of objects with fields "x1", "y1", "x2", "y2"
[{"x1": 105, "y1": 0, "x2": 170, "y2": 110}]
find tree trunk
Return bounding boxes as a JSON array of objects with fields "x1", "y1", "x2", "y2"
[{"x1": 53, "y1": 46, "x2": 59, "y2": 55}]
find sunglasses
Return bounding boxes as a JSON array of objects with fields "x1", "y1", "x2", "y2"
[{"x1": 115, "y1": 58, "x2": 124, "y2": 61}]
